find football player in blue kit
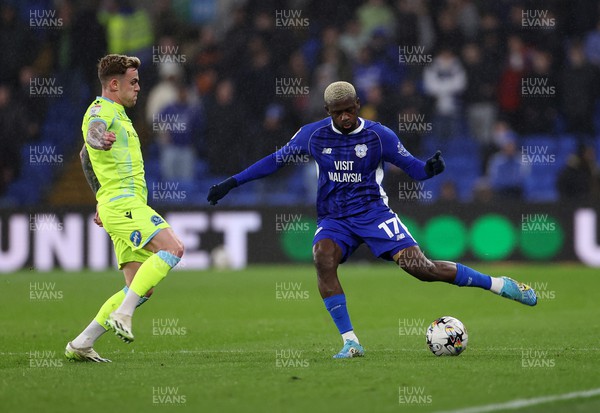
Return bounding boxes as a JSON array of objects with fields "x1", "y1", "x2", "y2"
[{"x1": 207, "y1": 81, "x2": 537, "y2": 359}]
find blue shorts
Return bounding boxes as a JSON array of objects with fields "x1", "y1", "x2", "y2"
[{"x1": 313, "y1": 206, "x2": 418, "y2": 263}]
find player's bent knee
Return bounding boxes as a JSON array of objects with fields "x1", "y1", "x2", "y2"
[
  {"x1": 313, "y1": 242, "x2": 338, "y2": 273},
  {"x1": 172, "y1": 240, "x2": 184, "y2": 258}
]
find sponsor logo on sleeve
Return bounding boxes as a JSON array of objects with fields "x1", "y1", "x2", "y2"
[{"x1": 151, "y1": 215, "x2": 165, "y2": 226}]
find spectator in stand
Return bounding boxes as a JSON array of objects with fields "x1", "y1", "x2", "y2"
[
  {"x1": 156, "y1": 83, "x2": 203, "y2": 181},
  {"x1": 438, "y1": 179, "x2": 459, "y2": 202},
  {"x1": 235, "y1": 34, "x2": 275, "y2": 120},
  {"x1": 557, "y1": 144, "x2": 600, "y2": 201},
  {"x1": 145, "y1": 61, "x2": 183, "y2": 126},
  {"x1": 393, "y1": 0, "x2": 435, "y2": 55},
  {"x1": 462, "y1": 42, "x2": 499, "y2": 145},
  {"x1": 281, "y1": 50, "x2": 312, "y2": 125},
  {"x1": 584, "y1": 18, "x2": 600, "y2": 67},
  {"x1": 561, "y1": 41, "x2": 599, "y2": 138},
  {"x1": 0, "y1": 84, "x2": 25, "y2": 195},
  {"x1": 356, "y1": 0, "x2": 396, "y2": 39},
  {"x1": 98, "y1": 0, "x2": 154, "y2": 58},
  {"x1": 434, "y1": 7, "x2": 465, "y2": 53},
  {"x1": 393, "y1": 78, "x2": 430, "y2": 155},
  {"x1": 453, "y1": 0, "x2": 480, "y2": 41},
  {"x1": 352, "y1": 46, "x2": 387, "y2": 102},
  {"x1": 72, "y1": 0, "x2": 107, "y2": 87},
  {"x1": 423, "y1": 47, "x2": 466, "y2": 139},
  {"x1": 497, "y1": 35, "x2": 530, "y2": 128},
  {"x1": 485, "y1": 119, "x2": 518, "y2": 172},
  {"x1": 478, "y1": 12, "x2": 504, "y2": 75},
  {"x1": 359, "y1": 84, "x2": 385, "y2": 124},
  {"x1": 339, "y1": 19, "x2": 367, "y2": 62},
  {"x1": 518, "y1": 50, "x2": 558, "y2": 135},
  {"x1": 487, "y1": 136, "x2": 529, "y2": 200},
  {"x1": 205, "y1": 79, "x2": 254, "y2": 176},
  {"x1": 0, "y1": 1, "x2": 35, "y2": 85},
  {"x1": 15, "y1": 66, "x2": 46, "y2": 142}
]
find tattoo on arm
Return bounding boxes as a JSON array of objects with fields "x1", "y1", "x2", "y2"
[
  {"x1": 80, "y1": 145, "x2": 101, "y2": 194},
  {"x1": 86, "y1": 121, "x2": 107, "y2": 149}
]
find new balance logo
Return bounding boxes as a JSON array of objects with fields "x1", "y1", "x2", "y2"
[{"x1": 322, "y1": 148, "x2": 332, "y2": 154}]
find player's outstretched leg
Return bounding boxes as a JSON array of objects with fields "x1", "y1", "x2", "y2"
[
  {"x1": 394, "y1": 246, "x2": 537, "y2": 306},
  {"x1": 314, "y1": 239, "x2": 365, "y2": 358},
  {"x1": 66, "y1": 284, "x2": 152, "y2": 361},
  {"x1": 106, "y1": 229, "x2": 184, "y2": 343}
]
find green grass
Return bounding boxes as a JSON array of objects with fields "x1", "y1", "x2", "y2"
[{"x1": 1, "y1": 263, "x2": 599, "y2": 413}]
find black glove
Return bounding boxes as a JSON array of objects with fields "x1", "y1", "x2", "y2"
[
  {"x1": 424, "y1": 150, "x2": 445, "y2": 177},
  {"x1": 207, "y1": 177, "x2": 238, "y2": 205}
]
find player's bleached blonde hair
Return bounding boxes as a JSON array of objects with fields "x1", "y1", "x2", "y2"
[
  {"x1": 97, "y1": 54, "x2": 141, "y2": 86},
  {"x1": 324, "y1": 81, "x2": 357, "y2": 106}
]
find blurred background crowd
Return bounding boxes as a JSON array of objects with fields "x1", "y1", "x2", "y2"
[{"x1": 1, "y1": 0, "x2": 600, "y2": 207}]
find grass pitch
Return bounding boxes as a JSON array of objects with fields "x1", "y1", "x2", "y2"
[{"x1": 1, "y1": 263, "x2": 599, "y2": 413}]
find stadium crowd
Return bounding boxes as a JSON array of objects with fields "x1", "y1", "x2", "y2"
[{"x1": 1, "y1": 0, "x2": 600, "y2": 205}]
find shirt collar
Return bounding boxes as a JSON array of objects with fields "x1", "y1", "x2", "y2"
[
  {"x1": 330, "y1": 117, "x2": 365, "y2": 135},
  {"x1": 98, "y1": 96, "x2": 125, "y2": 112}
]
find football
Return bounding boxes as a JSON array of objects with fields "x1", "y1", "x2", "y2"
[{"x1": 426, "y1": 316, "x2": 468, "y2": 356}]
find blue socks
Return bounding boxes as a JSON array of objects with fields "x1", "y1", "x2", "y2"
[
  {"x1": 454, "y1": 263, "x2": 492, "y2": 290},
  {"x1": 323, "y1": 294, "x2": 353, "y2": 334}
]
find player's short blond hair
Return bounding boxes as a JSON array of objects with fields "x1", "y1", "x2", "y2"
[
  {"x1": 97, "y1": 54, "x2": 141, "y2": 86},
  {"x1": 324, "y1": 81, "x2": 357, "y2": 106}
]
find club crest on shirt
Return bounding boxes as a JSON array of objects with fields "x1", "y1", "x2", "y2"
[{"x1": 354, "y1": 144, "x2": 368, "y2": 158}]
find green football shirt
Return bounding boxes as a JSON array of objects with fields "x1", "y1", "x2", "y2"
[{"x1": 81, "y1": 96, "x2": 147, "y2": 205}]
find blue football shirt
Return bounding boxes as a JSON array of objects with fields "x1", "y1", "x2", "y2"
[{"x1": 234, "y1": 117, "x2": 431, "y2": 219}]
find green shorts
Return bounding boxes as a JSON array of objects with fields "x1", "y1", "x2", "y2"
[{"x1": 98, "y1": 196, "x2": 170, "y2": 268}]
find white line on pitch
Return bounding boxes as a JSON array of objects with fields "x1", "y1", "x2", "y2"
[{"x1": 435, "y1": 388, "x2": 600, "y2": 413}]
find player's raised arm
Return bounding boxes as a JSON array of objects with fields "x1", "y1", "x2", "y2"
[
  {"x1": 86, "y1": 120, "x2": 116, "y2": 150},
  {"x1": 206, "y1": 149, "x2": 288, "y2": 205},
  {"x1": 379, "y1": 125, "x2": 445, "y2": 180},
  {"x1": 207, "y1": 128, "x2": 311, "y2": 205}
]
